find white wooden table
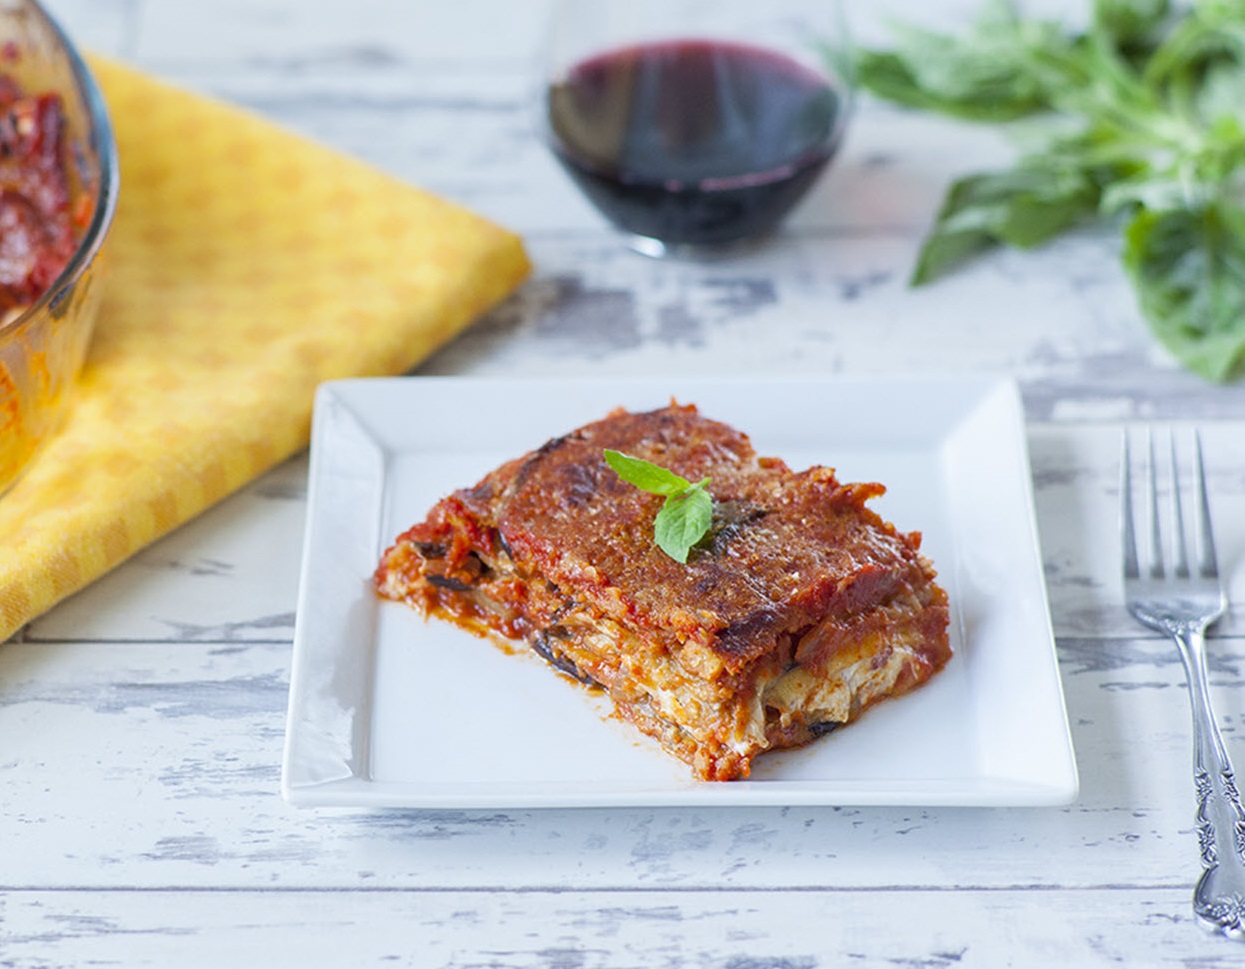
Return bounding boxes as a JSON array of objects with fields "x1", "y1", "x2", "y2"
[{"x1": 6, "y1": 0, "x2": 1245, "y2": 964}]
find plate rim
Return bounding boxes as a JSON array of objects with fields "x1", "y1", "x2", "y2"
[{"x1": 281, "y1": 373, "x2": 1078, "y2": 809}]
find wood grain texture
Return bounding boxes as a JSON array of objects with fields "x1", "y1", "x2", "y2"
[{"x1": 0, "y1": 888, "x2": 1232, "y2": 967}]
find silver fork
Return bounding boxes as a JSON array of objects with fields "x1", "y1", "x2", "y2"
[{"x1": 1122, "y1": 428, "x2": 1245, "y2": 937}]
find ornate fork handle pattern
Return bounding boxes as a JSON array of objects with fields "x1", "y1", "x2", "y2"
[
  {"x1": 1122, "y1": 430, "x2": 1240, "y2": 939},
  {"x1": 1172, "y1": 621, "x2": 1245, "y2": 936}
]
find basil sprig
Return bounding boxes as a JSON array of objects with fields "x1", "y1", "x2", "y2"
[
  {"x1": 855, "y1": 0, "x2": 1245, "y2": 381},
  {"x1": 603, "y1": 449, "x2": 713, "y2": 564}
]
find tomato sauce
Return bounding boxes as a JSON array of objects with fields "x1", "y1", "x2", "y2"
[{"x1": 0, "y1": 73, "x2": 77, "y2": 316}]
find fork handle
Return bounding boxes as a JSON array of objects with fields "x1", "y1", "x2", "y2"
[{"x1": 1174, "y1": 624, "x2": 1245, "y2": 935}]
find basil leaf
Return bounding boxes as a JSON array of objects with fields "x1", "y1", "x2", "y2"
[
  {"x1": 856, "y1": 37, "x2": 1049, "y2": 123},
  {"x1": 1094, "y1": 0, "x2": 1169, "y2": 53},
  {"x1": 1143, "y1": 3, "x2": 1241, "y2": 92},
  {"x1": 604, "y1": 449, "x2": 716, "y2": 562},
  {"x1": 1196, "y1": 62, "x2": 1245, "y2": 127},
  {"x1": 912, "y1": 161, "x2": 1103, "y2": 283},
  {"x1": 653, "y1": 486, "x2": 714, "y2": 564},
  {"x1": 1122, "y1": 202, "x2": 1245, "y2": 382},
  {"x1": 855, "y1": 0, "x2": 1245, "y2": 379},
  {"x1": 603, "y1": 449, "x2": 691, "y2": 497},
  {"x1": 1100, "y1": 173, "x2": 1191, "y2": 213}
]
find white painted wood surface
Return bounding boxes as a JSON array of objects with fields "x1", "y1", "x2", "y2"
[{"x1": 6, "y1": 0, "x2": 1245, "y2": 964}]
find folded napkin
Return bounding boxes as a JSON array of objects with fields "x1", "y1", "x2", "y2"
[{"x1": 0, "y1": 57, "x2": 531, "y2": 642}]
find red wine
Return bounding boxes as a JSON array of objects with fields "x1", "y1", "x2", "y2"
[{"x1": 546, "y1": 39, "x2": 844, "y2": 247}]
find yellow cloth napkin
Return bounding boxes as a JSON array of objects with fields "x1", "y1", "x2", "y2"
[{"x1": 0, "y1": 57, "x2": 531, "y2": 641}]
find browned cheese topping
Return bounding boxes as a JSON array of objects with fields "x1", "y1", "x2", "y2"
[{"x1": 376, "y1": 403, "x2": 951, "y2": 781}]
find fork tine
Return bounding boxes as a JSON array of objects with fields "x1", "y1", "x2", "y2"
[
  {"x1": 1194, "y1": 429, "x2": 1220, "y2": 581},
  {"x1": 1146, "y1": 428, "x2": 1164, "y2": 580},
  {"x1": 1170, "y1": 430, "x2": 1190, "y2": 579},
  {"x1": 1121, "y1": 431, "x2": 1140, "y2": 581}
]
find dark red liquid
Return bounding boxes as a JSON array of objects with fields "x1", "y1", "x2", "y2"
[{"x1": 546, "y1": 39, "x2": 844, "y2": 247}]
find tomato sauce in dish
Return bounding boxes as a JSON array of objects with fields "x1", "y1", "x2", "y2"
[
  {"x1": 0, "y1": 64, "x2": 93, "y2": 495},
  {"x1": 0, "y1": 73, "x2": 78, "y2": 319}
]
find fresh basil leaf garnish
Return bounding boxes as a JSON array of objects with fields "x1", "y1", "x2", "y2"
[
  {"x1": 604, "y1": 449, "x2": 714, "y2": 563},
  {"x1": 603, "y1": 449, "x2": 691, "y2": 497},
  {"x1": 653, "y1": 484, "x2": 714, "y2": 565}
]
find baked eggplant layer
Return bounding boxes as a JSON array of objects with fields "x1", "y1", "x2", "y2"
[{"x1": 375, "y1": 403, "x2": 951, "y2": 781}]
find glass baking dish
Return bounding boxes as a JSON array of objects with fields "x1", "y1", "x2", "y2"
[{"x1": 0, "y1": 0, "x2": 118, "y2": 496}]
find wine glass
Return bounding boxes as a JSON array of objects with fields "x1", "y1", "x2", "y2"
[{"x1": 535, "y1": 0, "x2": 853, "y2": 258}]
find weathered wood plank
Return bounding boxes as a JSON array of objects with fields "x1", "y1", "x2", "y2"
[
  {"x1": 0, "y1": 887, "x2": 1236, "y2": 968},
  {"x1": 0, "y1": 630, "x2": 1241, "y2": 892}
]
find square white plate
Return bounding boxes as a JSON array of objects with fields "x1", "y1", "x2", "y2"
[{"x1": 281, "y1": 375, "x2": 1078, "y2": 808}]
